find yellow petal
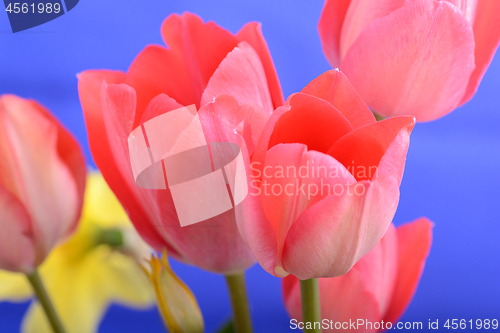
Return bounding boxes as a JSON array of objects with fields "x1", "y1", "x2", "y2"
[
  {"x1": 143, "y1": 250, "x2": 204, "y2": 333},
  {"x1": 82, "y1": 172, "x2": 129, "y2": 229},
  {"x1": 0, "y1": 269, "x2": 31, "y2": 301},
  {"x1": 22, "y1": 245, "x2": 154, "y2": 333}
]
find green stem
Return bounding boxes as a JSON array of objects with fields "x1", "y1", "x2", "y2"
[
  {"x1": 26, "y1": 270, "x2": 66, "y2": 333},
  {"x1": 300, "y1": 278, "x2": 321, "y2": 333},
  {"x1": 225, "y1": 272, "x2": 253, "y2": 333}
]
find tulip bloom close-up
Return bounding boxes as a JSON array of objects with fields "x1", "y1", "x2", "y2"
[
  {"x1": 78, "y1": 12, "x2": 284, "y2": 274},
  {"x1": 242, "y1": 70, "x2": 415, "y2": 279},
  {"x1": 319, "y1": 0, "x2": 500, "y2": 121},
  {"x1": 0, "y1": 95, "x2": 86, "y2": 273},
  {"x1": 283, "y1": 218, "x2": 433, "y2": 332}
]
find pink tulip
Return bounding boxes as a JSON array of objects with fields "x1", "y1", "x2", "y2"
[
  {"x1": 78, "y1": 13, "x2": 284, "y2": 274},
  {"x1": 237, "y1": 69, "x2": 415, "y2": 279},
  {"x1": 318, "y1": 0, "x2": 500, "y2": 121},
  {"x1": 283, "y1": 218, "x2": 433, "y2": 332},
  {"x1": 0, "y1": 95, "x2": 86, "y2": 273}
]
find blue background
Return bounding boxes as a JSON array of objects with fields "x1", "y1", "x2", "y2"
[{"x1": 1, "y1": 1, "x2": 499, "y2": 332}]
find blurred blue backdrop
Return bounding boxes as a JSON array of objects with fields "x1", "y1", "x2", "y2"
[{"x1": 1, "y1": 1, "x2": 499, "y2": 332}]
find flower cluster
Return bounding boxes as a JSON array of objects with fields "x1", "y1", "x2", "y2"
[{"x1": 1, "y1": 1, "x2": 499, "y2": 332}]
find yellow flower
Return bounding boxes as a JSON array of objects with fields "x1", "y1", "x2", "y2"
[
  {"x1": 0, "y1": 172, "x2": 154, "y2": 333},
  {"x1": 142, "y1": 251, "x2": 204, "y2": 333}
]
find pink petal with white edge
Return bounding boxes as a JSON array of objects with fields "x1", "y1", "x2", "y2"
[
  {"x1": 351, "y1": 224, "x2": 398, "y2": 318},
  {"x1": 318, "y1": 0, "x2": 353, "y2": 68},
  {"x1": 383, "y1": 218, "x2": 433, "y2": 323},
  {"x1": 259, "y1": 144, "x2": 357, "y2": 276},
  {"x1": 459, "y1": 0, "x2": 500, "y2": 105},
  {"x1": 301, "y1": 69, "x2": 376, "y2": 129},
  {"x1": 0, "y1": 96, "x2": 80, "y2": 267},
  {"x1": 327, "y1": 116, "x2": 415, "y2": 183},
  {"x1": 160, "y1": 12, "x2": 238, "y2": 105},
  {"x1": 201, "y1": 42, "x2": 274, "y2": 115},
  {"x1": 283, "y1": 272, "x2": 380, "y2": 333},
  {"x1": 339, "y1": 0, "x2": 406, "y2": 61},
  {"x1": 341, "y1": 0, "x2": 475, "y2": 121},
  {"x1": 0, "y1": 186, "x2": 35, "y2": 273},
  {"x1": 282, "y1": 174, "x2": 399, "y2": 279},
  {"x1": 236, "y1": 22, "x2": 284, "y2": 108},
  {"x1": 78, "y1": 71, "x2": 171, "y2": 253}
]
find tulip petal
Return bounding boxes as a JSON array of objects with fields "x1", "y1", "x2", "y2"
[
  {"x1": 339, "y1": 0, "x2": 405, "y2": 61},
  {"x1": 236, "y1": 22, "x2": 285, "y2": 108},
  {"x1": 351, "y1": 224, "x2": 398, "y2": 318},
  {"x1": 268, "y1": 93, "x2": 353, "y2": 154},
  {"x1": 200, "y1": 42, "x2": 274, "y2": 115},
  {"x1": 383, "y1": 218, "x2": 433, "y2": 324},
  {"x1": 300, "y1": 69, "x2": 375, "y2": 128},
  {"x1": 340, "y1": 0, "x2": 475, "y2": 121},
  {"x1": 78, "y1": 71, "x2": 174, "y2": 253},
  {"x1": 199, "y1": 94, "x2": 268, "y2": 155},
  {"x1": 327, "y1": 116, "x2": 415, "y2": 182},
  {"x1": 283, "y1": 274, "x2": 380, "y2": 333},
  {"x1": 136, "y1": 95, "x2": 256, "y2": 274},
  {"x1": 101, "y1": 83, "x2": 187, "y2": 257},
  {"x1": 0, "y1": 186, "x2": 35, "y2": 272},
  {"x1": 0, "y1": 95, "x2": 81, "y2": 267},
  {"x1": 318, "y1": 0, "x2": 353, "y2": 68},
  {"x1": 459, "y1": 0, "x2": 500, "y2": 105},
  {"x1": 126, "y1": 45, "x2": 197, "y2": 124},
  {"x1": 251, "y1": 104, "x2": 291, "y2": 178},
  {"x1": 160, "y1": 13, "x2": 238, "y2": 103},
  {"x1": 259, "y1": 144, "x2": 356, "y2": 276},
  {"x1": 282, "y1": 174, "x2": 399, "y2": 279}
]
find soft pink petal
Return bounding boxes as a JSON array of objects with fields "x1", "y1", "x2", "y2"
[
  {"x1": 327, "y1": 116, "x2": 415, "y2": 183},
  {"x1": 101, "y1": 83, "x2": 188, "y2": 258},
  {"x1": 445, "y1": 0, "x2": 478, "y2": 23},
  {"x1": 459, "y1": 0, "x2": 500, "y2": 105},
  {"x1": 341, "y1": 0, "x2": 475, "y2": 121},
  {"x1": 200, "y1": 42, "x2": 274, "y2": 115},
  {"x1": 0, "y1": 186, "x2": 35, "y2": 273},
  {"x1": 318, "y1": 0, "x2": 353, "y2": 68},
  {"x1": 383, "y1": 218, "x2": 433, "y2": 324},
  {"x1": 199, "y1": 94, "x2": 268, "y2": 155},
  {"x1": 300, "y1": 69, "x2": 376, "y2": 129},
  {"x1": 251, "y1": 104, "x2": 291, "y2": 178},
  {"x1": 352, "y1": 224, "x2": 398, "y2": 318},
  {"x1": 236, "y1": 22, "x2": 285, "y2": 108},
  {"x1": 259, "y1": 144, "x2": 357, "y2": 276},
  {"x1": 153, "y1": 96, "x2": 257, "y2": 273},
  {"x1": 283, "y1": 273, "x2": 380, "y2": 333},
  {"x1": 0, "y1": 95, "x2": 81, "y2": 266},
  {"x1": 339, "y1": 0, "x2": 406, "y2": 61},
  {"x1": 282, "y1": 174, "x2": 399, "y2": 279}
]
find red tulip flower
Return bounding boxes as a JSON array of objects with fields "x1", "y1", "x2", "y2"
[
  {"x1": 283, "y1": 218, "x2": 433, "y2": 332},
  {"x1": 319, "y1": 0, "x2": 500, "y2": 121},
  {"x1": 78, "y1": 13, "x2": 284, "y2": 274},
  {"x1": 238, "y1": 70, "x2": 415, "y2": 279},
  {"x1": 0, "y1": 95, "x2": 86, "y2": 273}
]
